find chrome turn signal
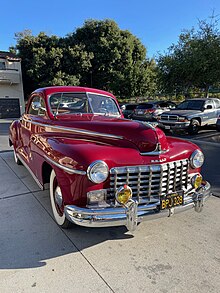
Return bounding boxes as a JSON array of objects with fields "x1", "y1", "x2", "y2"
[
  {"x1": 116, "y1": 185, "x2": 132, "y2": 205},
  {"x1": 191, "y1": 174, "x2": 203, "y2": 189}
]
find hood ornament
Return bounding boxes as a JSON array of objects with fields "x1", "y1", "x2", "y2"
[{"x1": 140, "y1": 143, "x2": 168, "y2": 156}]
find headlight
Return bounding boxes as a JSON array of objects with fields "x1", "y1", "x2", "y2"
[
  {"x1": 178, "y1": 116, "x2": 188, "y2": 122},
  {"x1": 190, "y1": 150, "x2": 204, "y2": 168},
  {"x1": 87, "y1": 160, "x2": 109, "y2": 183}
]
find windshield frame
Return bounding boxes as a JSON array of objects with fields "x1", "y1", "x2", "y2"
[{"x1": 48, "y1": 91, "x2": 121, "y2": 117}]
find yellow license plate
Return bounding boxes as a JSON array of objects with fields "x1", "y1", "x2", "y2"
[{"x1": 160, "y1": 192, "x2": 184, "y2": 210}]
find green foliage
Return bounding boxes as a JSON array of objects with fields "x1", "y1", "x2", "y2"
[
  {"x1": 12, "y1": 20, "x2": 157, "y2": 99},
  {"x1": 157, "y1": 16, "x2": 220, "y2": 97}
]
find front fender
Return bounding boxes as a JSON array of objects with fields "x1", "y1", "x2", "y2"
[{"x1": 9, "y1": 119, "x2": 21, "y2": 148}]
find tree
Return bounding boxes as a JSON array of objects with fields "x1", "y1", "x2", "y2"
[
  {"x1": 13, "y1": 31, "x2": 93, "y2": 98},
  {"x1": 67, "y1": 19, "x2": 157, "y2": 98},
  {"x1": 12, "y1": 20, "x2": 158, "y2": 99},
  {"x1": 157, "y1": 16, "x2": 220, "y2": 97}
]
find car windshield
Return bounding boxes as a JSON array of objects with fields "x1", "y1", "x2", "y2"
[
  {"x1": 177, "y1": 100, "x2": 204, "y2": 110},
  {"x1": 49, "y1": 92, "x2": 120, "y2": 116}
]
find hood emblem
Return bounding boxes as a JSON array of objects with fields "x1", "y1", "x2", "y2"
[{"x1": 151, "y1": 158, "x2": 167, "y2": 163}]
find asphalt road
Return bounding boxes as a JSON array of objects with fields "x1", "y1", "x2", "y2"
[{"x1": 0, "y1": 119, "x2": 220, "y2": 293}]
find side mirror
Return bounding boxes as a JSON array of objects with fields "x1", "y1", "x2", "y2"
[
  {"x1": 204, "y1": 105, "x2": 212, "y2": 110},
  {"x1": 32, "y1": 101, "x2": 41, "y2": 111}
]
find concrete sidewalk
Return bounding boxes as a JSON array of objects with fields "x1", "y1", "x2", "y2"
[{"x1": 0, "y1": 119, "x2": 14, "y2": 151}]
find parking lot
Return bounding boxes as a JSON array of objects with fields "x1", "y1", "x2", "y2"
[{"x1": 0, "y1": 120, "x2": 220, "y2": 293}]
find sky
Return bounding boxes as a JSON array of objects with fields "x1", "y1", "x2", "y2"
[{"x1": 1, "y1": 0, "x2": 220, "y2": 58}]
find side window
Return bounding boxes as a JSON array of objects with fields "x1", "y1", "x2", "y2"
[
  {"x1": 28, "y1": 96, "x2": 47, "y2": 116},
  {"x1": 0, "y1": 61, "x2": 6, "y2": 70},
  {"x1": 213, "y1": 99, "x2": 220, "y2": 109},
  {"x1": 204, "y1": 100, "x2": 214, "y2": 109}
]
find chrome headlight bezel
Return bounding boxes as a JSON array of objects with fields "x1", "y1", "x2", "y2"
[
  {"x1": 87, "y1": 160, "x2": 109, "y2": 183},
  {"x1": 190, "y1": 150, "x2": 204, "y2": 169}
]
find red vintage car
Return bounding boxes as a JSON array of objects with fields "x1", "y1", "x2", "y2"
[{"x1": 9, "y1": 86, "x2": 211, "y2": 232}]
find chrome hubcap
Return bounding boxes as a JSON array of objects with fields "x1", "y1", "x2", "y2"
[{"x1": 54, "y1": 186, "x2": 63, "y2": 207}]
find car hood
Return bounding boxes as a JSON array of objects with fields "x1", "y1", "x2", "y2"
[
  {"x1": 53, "y1": 114, "x2": 169, "y2": 153},
  {"x1": 162, "y1": 109, "x2": 202, "y2": 116}
]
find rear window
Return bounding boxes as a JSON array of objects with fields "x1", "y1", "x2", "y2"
[
  {"x1": 125, "y1": 104, "x2": 137, "y2": 110},
  {"x1": 136, "y1": 104, "x2": 153, "y2": 109}
]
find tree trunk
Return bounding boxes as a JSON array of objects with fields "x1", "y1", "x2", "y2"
[{"x1": 205, "y1": 85, "x2": 210, "y2": 98}]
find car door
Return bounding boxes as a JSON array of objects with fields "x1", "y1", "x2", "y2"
[
  {"x1": 20, "y1": 94, "x2": 47, "y2": 166},
  {"x1": 203, "y1": 100, "x2": 216, "y2": 125}
]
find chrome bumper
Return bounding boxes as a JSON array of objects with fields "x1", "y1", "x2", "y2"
[{"x1": 64, "y1": 181, "x2": 211, "y2": 232}]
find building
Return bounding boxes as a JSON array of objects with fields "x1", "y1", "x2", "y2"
[{"x1": 0, "y1": 51, "x2": 25, "y2": 118}]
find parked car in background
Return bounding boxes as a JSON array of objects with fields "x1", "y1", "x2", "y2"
[
  {"x1": 131, "y1": 101, "x2": 176, "y2": 121},
  {"x1": 158, "y1": 98, "x2": 220, "y2": 135},
  {"x1": 121, "y1": 103, "x2": 138, "y2": 118},
  {"x1": 216, "y1": 114, "x2": 220, "y2": 131},
  {"x1": 9, "y1": 86, "x2": 211, "y2": 232}
]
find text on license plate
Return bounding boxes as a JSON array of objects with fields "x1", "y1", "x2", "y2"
[{"x1": 160, "y1": 192, "x2": 184, "y2": 210}]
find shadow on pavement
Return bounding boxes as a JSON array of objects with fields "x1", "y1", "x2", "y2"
[{"x1": 0, "y1": 187, "x2": 133, "y2": 270}]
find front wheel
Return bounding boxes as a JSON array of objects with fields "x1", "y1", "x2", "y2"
[
  {"x1": 188, "y1": 119, "x2": 200, "y2": 135},
  {"x1": 50, "y1": 169, "x2": 71, "y2": 228}
]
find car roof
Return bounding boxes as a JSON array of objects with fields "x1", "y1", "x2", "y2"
[
  {"x1": 33, "y1": 86, "x2": 116, "y2": 99},
  {"x1": 185, "y1": 98, "x2": 219, "y2": 101}
]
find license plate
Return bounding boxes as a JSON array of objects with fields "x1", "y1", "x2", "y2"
[
  {"x1": 160, "y1": 191, "x2": 184, "y2": 210},
  {"x1": 165, "y1": 125, "x2": 171, "y2": 129},
  {"x1": 138, "y1": 111, "x2": 143, "y2": 114}
]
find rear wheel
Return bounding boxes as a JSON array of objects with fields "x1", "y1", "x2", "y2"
[
  {"x1": 49, "y1": 169, "x2": 71, "y2": 228},
  {"x1": 188, "y1": 119, "x2": 200, "y2": 135}
]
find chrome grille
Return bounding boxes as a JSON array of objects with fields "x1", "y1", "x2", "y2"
[
  {"x1": 161, "y1": 115, "x2": 179, "y2": 121},
  {"x1": 108, "y1": 160, "x2": 189, "y2": 203}
]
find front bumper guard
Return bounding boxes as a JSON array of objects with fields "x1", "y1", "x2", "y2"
[{"x1": 64, "y1": 181, "x2": 211, "y2": 232}]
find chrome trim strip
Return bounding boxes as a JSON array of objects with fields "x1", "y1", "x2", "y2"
[
  {"x1": 17, "y1": 153, "x2": 44, "y2": 190},
  {"x1": 22, "y1": 117, "x2": 123, "y2": 140},
  {"x1": 109, "y1": 159, "x2": 188, "y2": 174},
  {"x1": 44, "y1": 155, "x2": 86, "y2": 175},
  {"x1": 140, "y1": 150, "x2": 168, "y2": 156}
]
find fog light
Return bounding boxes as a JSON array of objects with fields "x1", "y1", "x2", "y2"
[
  {"x1": 116, "y1": 185, "x2": 132, "y2": 205},
  {"x1": 191, "y1": 174, "x2": 203, "y2": 189}
]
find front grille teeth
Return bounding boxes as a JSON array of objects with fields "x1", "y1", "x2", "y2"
[
  {"x1": 161, "y1": 115, "x2": 179, "y2": 121},
  {"x1": 108, "y1": 160, "x2": 189, "y2": 204}
]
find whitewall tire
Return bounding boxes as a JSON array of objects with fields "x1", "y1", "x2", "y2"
[{"x1": 49, "y1": 169, "x2": 71, "y2": 228}]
